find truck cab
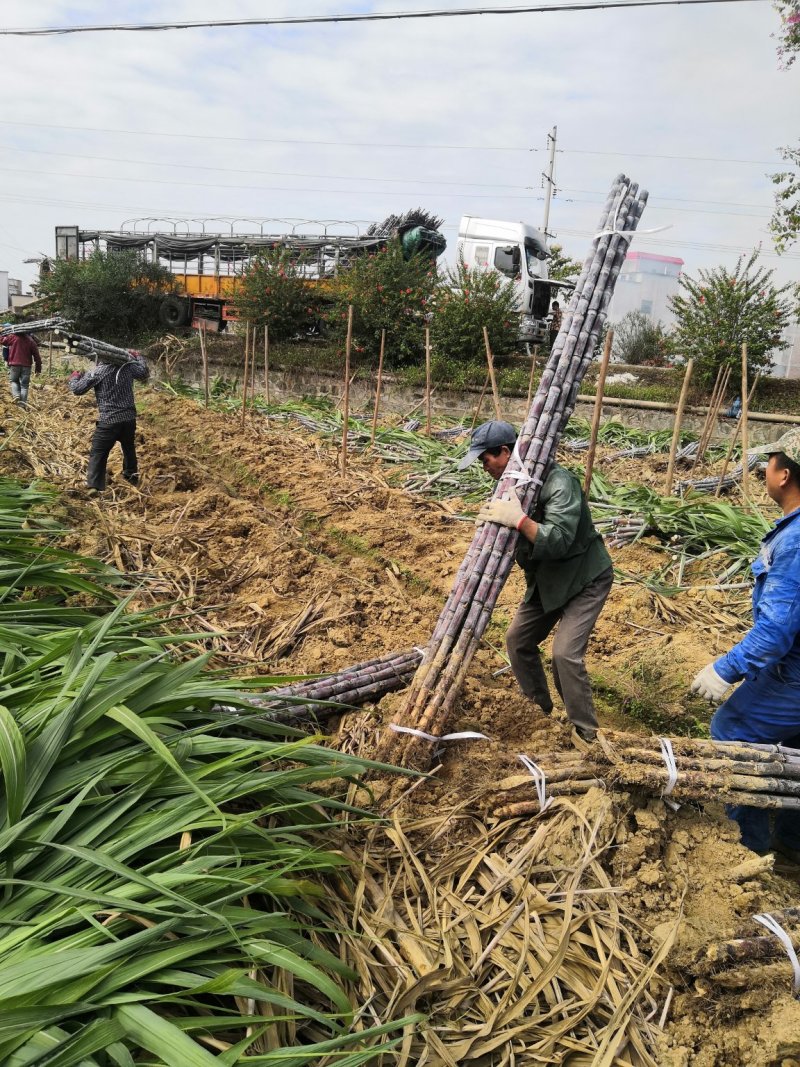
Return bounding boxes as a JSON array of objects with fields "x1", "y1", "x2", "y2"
[{"x1": 458, "y1": 216, "x2": 556, "y2": 342}]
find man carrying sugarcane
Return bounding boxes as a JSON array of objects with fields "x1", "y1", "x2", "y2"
[
  {"x1": 68, "y1": 353, "x2": 150, "y2": 493},
  {"x1": 3, "y1": 329, "x2": 41, "y2": 408},
  {"x1": 460, "y1": 419, "x2": 613, "y2": 742},
  {"x1": 690, "y1": 428, "x2": 800, "y2": 861}
]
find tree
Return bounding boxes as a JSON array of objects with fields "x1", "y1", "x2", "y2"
[
  {"x1": 37, "y1": 250, "x2": 175, "y2": 344},
  {"x1": 668, "y1": 251, "x2": 797, "y2": 383},
  {"x1": 547, "y1": 243, "x2": 582, "y2": 282},
  {"x1": 237, "y1": 249, "x2": 322, "y2": 341},
  {"x1": 769, "y1": 1, "x2": 800, "y2": 249},
  {"x1": 328, "y1": 241, "x2": 437, "y2": 366},
  {"x1": 611, "y1": 310, "x2": 670, "y2": 366},
  {"x1": 429, "y1": 257, "x2": 519, "y2": 365}
]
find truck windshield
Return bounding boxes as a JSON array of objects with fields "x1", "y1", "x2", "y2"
[{"x1": 524, "y1": 236, "x2": 548, "y2": 277}]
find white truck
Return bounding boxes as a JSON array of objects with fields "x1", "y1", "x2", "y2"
[{"x1": 458, "y1": 215, "x2": 570, "y2": 344}]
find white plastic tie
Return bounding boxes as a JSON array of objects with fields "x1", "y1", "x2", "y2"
[
  {"x1": 594, "y1": 223, "x2": 672, "y2": 242},
  {"x1": 753, "y1": 913, "x2": 800, "y2": 995},
  {"x1": 658, "y1": 737, "x2": 681, "y2": 810},
  {"x1": 389, "y1": 724, "x2": 490, "y2": 743},
  {"x1": 518, "y1": 754, "x2": 554, "y2": 812},
  {"x1": 412, "y1": 646, "x2": 426, "y2": 655}
]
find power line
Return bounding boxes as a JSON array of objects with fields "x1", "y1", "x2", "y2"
[
  {"x1": 0, "y1": 0, "x2": 769, "y2": 36},
  {"x1": 0, "y1": 117, "x2": 786, "y2": 167},
  {"x1": 561, "y1": 186, "x2": 773, "y2": 210}
]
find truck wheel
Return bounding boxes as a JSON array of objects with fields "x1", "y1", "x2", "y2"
[{"x1": 159, "y1": 296, "x2": 191, "y2": 329}]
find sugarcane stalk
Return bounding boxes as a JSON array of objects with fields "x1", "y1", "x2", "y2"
[
  {"x1": 583, "y1": 328, "x2": 613, "y2": 495},
  {"x1": 495, "y1": 781, "x2": 603, "y2": 817},
  {"x1": 700, "y1": 932, "x2": 795, "y2": 970}
]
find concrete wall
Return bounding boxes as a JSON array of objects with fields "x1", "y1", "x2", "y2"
[{"x1": 193, "y1": 361, "x2": 795, "y2": 446}]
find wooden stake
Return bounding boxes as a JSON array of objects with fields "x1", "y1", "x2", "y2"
[
  {"x1": 264, "y1": 325, "x2": 270, "y2": 423},
  {"x1": 690, "y1": 365, "x2": 725, "y2": 473},
  {"x1": 741, "y1": 343, "x2": 750, "y2": 502},
  {"x1": 470, "y1": 374, "x2": 490, "y2": 431},
  {"x1": 48, "y1": 331, "x2": 53, "y2": 376},
  {"x1": 425, "y1": 326, "x2": 432, "y2": 436},
  {"x1": 200, "y1": 322, "x2": 209, "y2": 408},
  {"x1": 665, "y1": 359, "x2": 694, "y2": 495},
  {"x1": 526, "y1": 344, "x2": 539, "y2": 412},
  {"x1": 240, "y1": 322, "x2": 250, "y2": 428},
  {"x1": 583, "y1": 328, "x2": 613, "y2": 495},
  {"x1": 251, "y1": 326, "x2": 257, "y2": 395},
  {"x1": 714, "y1": 373, "x2": 760, "y2": 498},
  {"x1": 341, "y1": 305, "x2": 353, "y2": 477},
  {"x1": 370, "y1": 328, "x2": 385, "y2": 448},
  {"x1": 482, "y1": 326, "x2": 502, "y2": 420}
]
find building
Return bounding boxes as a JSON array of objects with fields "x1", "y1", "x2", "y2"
[
  {"x1": 607, "y1": 251, "x2": 684, "y2": 328},
  {"x1": 770, "y1": 321, "x2": 800, "y2": 379}
]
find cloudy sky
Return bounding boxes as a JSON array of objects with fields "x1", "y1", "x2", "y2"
[{"x1": 0, "y1": 0, "x2": 798, "y2": 290}]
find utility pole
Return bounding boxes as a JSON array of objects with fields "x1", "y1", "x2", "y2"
[{"x1": 541, "y1": 125, "x2": 557, "y2": 239}]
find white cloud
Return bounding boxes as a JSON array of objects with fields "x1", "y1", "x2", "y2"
[{"x1": 0, "y1": 0, "x2": 797, "y2": 290}]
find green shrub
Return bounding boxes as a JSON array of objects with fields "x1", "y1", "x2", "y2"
[
  {"x1": 37, "y1": 250, "x2": 175, "y2": 344},
  {"x1": 237, "y1": 249, "x2": 322, "y2": 342},
  {"x1": 328, "y1": 241, "x2": 436, "y2": 367},
  {"x1": 611, "y1": 310, "x2": 671, "y2": 366},
  {"x1": 430, "y1": 258, "x2": 519, "y2": 364}
]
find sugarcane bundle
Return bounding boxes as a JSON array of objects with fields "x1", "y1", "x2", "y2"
[
  {"x1": 604, "y1": 442, "x2": 657, "y2": 462},
  {"x1": 493, "y1": 731, "x2": 800, "y2": 818},
  {"x1": 222, "y1": 648, "x2": 422, "y2": 724},
  {"x1": 675, "y1": 453, "x2": 762, "y2": 496},
  {"x1": 55, "y1": 328, "x2": 142, "y2": 367},
  {"x1": 603, "y1": 514, "x2": 649, "y2": 548},
  {"x1": 1, "y1": 315, "x2": 71, "y2": 335},
  {"x1": 382, "y1": 175, "x2": 649, "y2": 769}
]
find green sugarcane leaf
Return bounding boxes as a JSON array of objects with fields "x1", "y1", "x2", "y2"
[
  {"x1": 246, "y1": 939, "x2": 353, "y2": 1019},
  {"x1": 105, "y1": 706, "x2": 223, "y2": 824},
  {"x1": 115, "y1": 1004, "x2": 219, "y2": 1067},
  {"x1": 16, "y1": 1015, "x2": 125, "y2": 1066},
  {"x1": 0, "y1": 704, "x2": 26, "y2": 828}
]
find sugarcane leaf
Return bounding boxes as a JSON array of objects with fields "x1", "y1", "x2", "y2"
[
  {"x1": 15, "y1": 1015, "x2": 125, "y2": 1066},
  {"x1": 0, "y1": 704, "x2": 26, "y2": 828},
  {"x1": 104, "y1": 706, "x2": 223, "y2": 823},
  {"x1": 246, "y1": 939, "x2": 353, "y2": 1018},
  {"x1": 114, "y1": 1004, "x2": 219, "y2": 1067}
]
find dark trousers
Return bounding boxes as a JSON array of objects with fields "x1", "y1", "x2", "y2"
[
  {"x1": 87, "y1": 420, "x2": 138, "y2": 490},
  {"x1": 505, "y1": 568, "x2": 613, "y2": 733}
]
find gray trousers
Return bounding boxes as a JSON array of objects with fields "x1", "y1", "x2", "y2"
[
  {"x1": 505, "y1": 567, "x2": 613, "y2": 733},
  {"x1": 9, "y1": 365, "x2": 31, "y2": 405}
]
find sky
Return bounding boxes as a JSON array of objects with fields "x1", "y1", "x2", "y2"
[{"x1": 0, "y1": 0, "x2": 798, "y2": 291}]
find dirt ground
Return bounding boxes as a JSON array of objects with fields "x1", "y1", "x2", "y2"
[{"x1": 2, "y1": 374, "x2": 800, "y2": 1065}]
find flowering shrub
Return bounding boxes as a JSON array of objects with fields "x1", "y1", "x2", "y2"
[
  {"x1": 328, "y1": 241, "x2": 437, "y2": 366},
  {"x1": 610, "y1": 311, "x2": 671, "y2": 367},
  {"x1": 668, "y1": 251, "x2": 797, "y2": 383},
  {"x1": 774, "y1": 0, "x2": 800, "y2": 67},
  {"x1": 237, "y1": 249, "x2": 322, "y2": 341},
  {"x1": 429, "y1": 258, "x2": 519, "y2": 365}
]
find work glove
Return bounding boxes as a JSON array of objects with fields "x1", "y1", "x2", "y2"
[
  {"x1": 690, "y1": 662, "x2": 730, "y2": 704},
  {"x1": 476, "y1": 494, "x2": 526, "y2": 530},
  {"x1": 69, "y1": 370, "x2": 81, "y2": 380}
]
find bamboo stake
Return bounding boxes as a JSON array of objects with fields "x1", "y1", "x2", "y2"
[
  {"x1": 250, "y1": 324, "x2": 257, "y2": 396},
  {"x1": 690, "y1": 365, "x2": 726, "y2": 474},
  {"x1": 341, "y1": 305, "x2": 353, "y2": 477},
  {"x1": 482, "y1": 326, "x2": 502, "y2": 421},
  {"x1": 200, "y1": 322, "x2": 209, "y2": 408},
  {"x1": 264, "y1": 325, "x2": 271, "y2": 422},
  {"x1": 424, "y1": 326, "x2": 432, "y2": 436},
  {"x1": 240, "y1": 322, "x2": 250, "y2": 428},
  {"x1": 741, "y1": 343, "x2": 750, "y2": 503},
  {"x1": 48, "y1": 331, "x2": 53, "y2": 376},
  {"x1": 470, "y1": 374, "x2": 490, "y2": 431},
  {"x1": 665, "y1": 359, "x2": 694, "y2": 495},
  {"x1": 714, "y1": 373, "x2": 760, "y2": 497},
  {"x1": 526, "y1": 344, "x2": 539, "y2": 412},
  {"x1": 370, "y1": 329, "x2": 385, "y2": 449},
  {"x1": 583, "y1": 328, "x2": 613, "y2": 495}
]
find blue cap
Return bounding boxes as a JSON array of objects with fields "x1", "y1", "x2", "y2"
[{"x1": 458, "y1": 419, "x2": 517, "y2": 470}]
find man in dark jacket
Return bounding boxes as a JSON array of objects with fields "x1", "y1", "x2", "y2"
[
  {"x1": 68, "y1": 355, "x2": 150, "y2": 491},
  {"x1": 691, "y1": 428, "x2": 800, "y2": 859},
  {"x1": 460, "y1": 419, "x2": 613, "y2": 741},
  {"x1": 4, "y1": 332, "x2": 41, "y2": 408}
]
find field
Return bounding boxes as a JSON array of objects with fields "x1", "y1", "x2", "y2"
[{"x1": 2, "y1": 370, "x2": 800, "y2": 1066}]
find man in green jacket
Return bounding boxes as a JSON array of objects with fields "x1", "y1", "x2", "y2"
[{"x1": 460, "y1": 420, "x2": 613, "y2": 741}]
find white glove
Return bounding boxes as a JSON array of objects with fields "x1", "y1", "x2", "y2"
[
  {"x1": 476, "y1": 494, "x2": 526, "y2": 530},
  {"x1": 690, "y1": 662, "x2": 730, "y2": 703}
]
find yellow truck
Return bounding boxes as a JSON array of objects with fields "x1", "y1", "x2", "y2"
[{"x1": 55, "y1": 216, "x2": 445, "y2": 332}]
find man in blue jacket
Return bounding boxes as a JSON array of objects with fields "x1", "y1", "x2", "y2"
[{"x1": 691, "y1": 428, "x2": 800, "y2": 859}]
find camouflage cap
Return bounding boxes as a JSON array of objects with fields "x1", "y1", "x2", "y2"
[{"x1": 749, "y1": 428, "x2": 800, "y2": 464}]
